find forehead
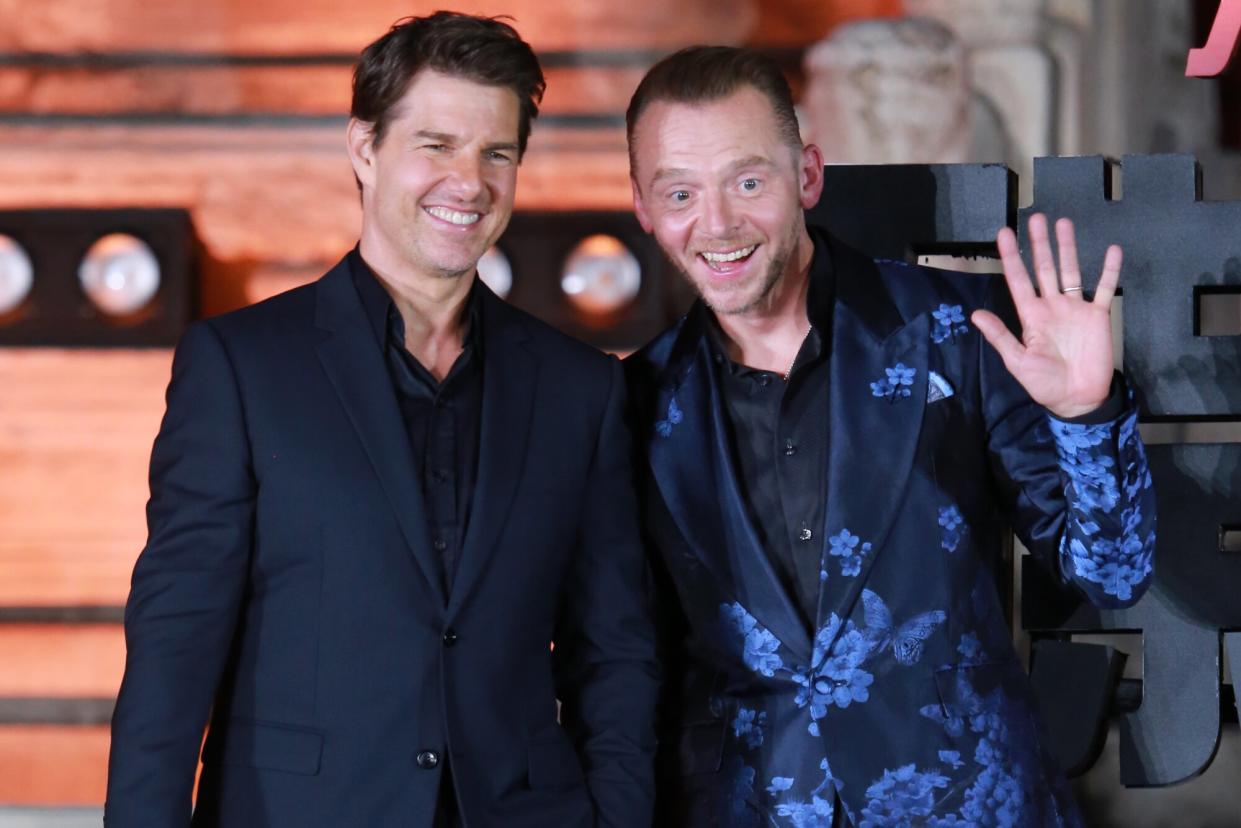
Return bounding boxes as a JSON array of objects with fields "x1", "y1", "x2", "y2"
[
  {"x1": 630, "y1": 86, "x2": 788, "y2": 178},
  {"x1": 389, "y1": 69, "x2": 521, "y2": 136}
]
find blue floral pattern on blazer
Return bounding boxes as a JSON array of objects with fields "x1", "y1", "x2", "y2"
[{"x1": 628, "y1": 232, "x2": 1154, "y2": 828}]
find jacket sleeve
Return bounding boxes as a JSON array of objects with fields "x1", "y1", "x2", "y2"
[
  {"x1": 552, "y1": 355, "x2": 661, "y2": 827},
  {"x1": 105, "y1": 320, "x2": 255, "y2": 826},
  {"x1": 979, "y1": 278, "x2": 1155, "y2": 609}
]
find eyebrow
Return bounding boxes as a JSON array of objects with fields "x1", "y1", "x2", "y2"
[
  {"x1": 724, "y1": 155, "x2": 777, "y2": 175},
  {"x1": 411, "y1": 131, "x2": 518, "y2": 153},
  {"x1": 648, "y1": 155, "x2": 778, "y2": 188},
  {"x1": 413, "y1": 130, "x2": 459, "y2": 144},
  {"x1": 649, "y1": 167, "x2": 692, "y2": 188}
]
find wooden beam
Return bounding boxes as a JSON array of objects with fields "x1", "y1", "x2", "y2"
[
  {"x1": 0, "y1": 625, "x2": 125, "y2": 697},
  {"x1": 0, "y1": 0, "x2": 758, "y2": 55},
  {"x1": 0, "y1": 349, "x2": 169, "y2": 606},
  {"x1": 0, "y1": 64, "x2": 646, "y2": 118},
  {"x1": 0, "y1": 725, "x2": 110, "y2": 805}
]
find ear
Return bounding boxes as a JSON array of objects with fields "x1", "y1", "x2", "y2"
[
  {"x1": 346, "y1": 118, "x2": 378, "y2": 192},
  {"x1": 631, "y1": 176, "x2": 654, "y2": 233},
  {"x1": 798, "y1": 143, "x2": 825, "y2": 210}
]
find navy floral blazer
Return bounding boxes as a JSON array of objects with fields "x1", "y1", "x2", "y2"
[{"x1": 625, "y1": 228, "x2": 1155, "y2": 828}]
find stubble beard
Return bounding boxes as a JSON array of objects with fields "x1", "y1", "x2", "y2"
[{"x1": 680, "y1": 222, "x2": 800, "y2": 317}]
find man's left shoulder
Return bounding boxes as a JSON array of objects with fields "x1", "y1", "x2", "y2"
[
  {"x1": 872, "y1": 256, "x2": 996, "y2": 314},
  {"x1": 488, "y1": 298, "x2": 617, "y2": 383}
]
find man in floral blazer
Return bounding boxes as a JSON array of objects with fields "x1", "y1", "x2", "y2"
[{"x1": 623, "y1": 47, "x2": 1154, "y2": 827}]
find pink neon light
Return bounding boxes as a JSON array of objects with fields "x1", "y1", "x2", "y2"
[{"x1": 1187, "y1": 0, "x2": 1241, "y2": 77}]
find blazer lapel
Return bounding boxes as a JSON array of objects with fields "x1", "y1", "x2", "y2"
[
  {"x1": 313, "y1": 259, "x2": 446, "y2": 607},
  {"x1": 650, "y1": 307, "x2": 812, "y2": 664},
  {"x1": 816, "y1": 242, "x2": 929, "y2": 636},
  {"x1": 446, "y1": 286, "x2": 535, "y2": 619}
]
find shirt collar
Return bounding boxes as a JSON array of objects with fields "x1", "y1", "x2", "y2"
[
  {"x1": 705, "y1": 223, "x2": 836, "y2": 372},
  {"x1": 347, "y1": 245, "x2": 484, "y2": 355}
]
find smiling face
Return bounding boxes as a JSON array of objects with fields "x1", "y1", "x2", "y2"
[
  {"x1": 348, "y1": 69, "x2": 521, "y2": 285},
  {"x1": 629, "y1": 85, "x2": 824, "y2": 317}
]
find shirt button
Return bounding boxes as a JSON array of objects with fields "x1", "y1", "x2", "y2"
[
  {"x1": 784, "y1": 439, "x2": 797, "y2": 456},
  {"x1": 432, "y1": 539, "x2": 448, "y2": 552},
  {"x1": 415, "y1": 750, "x2": 440, "y2": 770},
  {"x1": 443, "y1": 629, "x2": 458, "y2": 646},
  {"x1": 798, "y1": 527, "x2": 814, "y2": 542},
  {"x1": 757, "y1": 374, "x2": 772, "y2": 387}
]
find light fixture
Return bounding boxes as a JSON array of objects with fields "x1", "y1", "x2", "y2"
[
  {"x1": 78, "y1": 233, "x2": 161, "y2": 317},
  {"x1": 560, "y1": 235, "x2": 642, "y2": 316},
  {"x1": 0, "y1": 235, "x2": 33, "y2": 315}
]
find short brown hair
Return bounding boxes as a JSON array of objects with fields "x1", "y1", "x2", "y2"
[
  {"x1": 625, "y1": 46, "x2": 801, "y2": 168},
  {"x1": 352, "y1": 11, "x2": 545, "y2": 157}
]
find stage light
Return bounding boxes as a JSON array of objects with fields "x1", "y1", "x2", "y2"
[
  {"x1": 78, "y1": 233, "x2": 161, "y2": 318},
  {"x1": 490, "y1": 211, "x2": 686, "y2": 351},
  {"x1": 0, "y1": 209, "x2": 194, "y2": 346},
  {"x1": 560, "y1": 235, "x2": 641, "y2": 316},
  {"x1": 0, "y1": 235, "x2": 33, "y2": 315},
  {"x1": 477, "y1": 245, "x2": 513, "y2": 298}
]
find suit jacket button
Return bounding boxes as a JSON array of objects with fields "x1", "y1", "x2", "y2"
[
  {"x1": 443, "y1": 629, "x2": 458, "y2": 646},
  {"x1": 416, "y1": 750, "x2": 440, "y2": 769}
]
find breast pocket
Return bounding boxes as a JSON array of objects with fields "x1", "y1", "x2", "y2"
[{"x1": 201, "y1": 719, "x2": 324, "y2": 776}]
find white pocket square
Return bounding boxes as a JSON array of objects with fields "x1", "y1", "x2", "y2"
[{"x1": 927, "y1": 371, "x2": 955, "y2": 403}]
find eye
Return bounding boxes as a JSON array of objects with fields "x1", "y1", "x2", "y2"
[
  {"x1": 670, "y1": 190, "x2": 691, "y2": 203},
  {"x1": 486, "y1": 150, "x2": 515, "y2": 164},
  {"x1": 740, "y1": 177, "x2": 761, "y2": 192},
  {"x1": 422, "y1": 143, "x2": 448, "y2": 152}
]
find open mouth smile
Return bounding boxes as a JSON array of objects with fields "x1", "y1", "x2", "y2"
[
  {"x1": 700, "y1": 245, "x2": 758, "y2": 271},
  {"x1": 424, "y1": 206, "x2": 482, "y2": 226}
]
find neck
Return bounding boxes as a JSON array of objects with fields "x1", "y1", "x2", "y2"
[
  {"x1": 713, "y1": 233, "x2": 814, "y2": 373},
  {"x1": 358, "y1": 239, "x2": 473, "y2": 382}
]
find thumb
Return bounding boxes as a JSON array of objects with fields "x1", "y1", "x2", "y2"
[{"x1": 970, "y1": 309, "x2": 1025, "y2": 373}]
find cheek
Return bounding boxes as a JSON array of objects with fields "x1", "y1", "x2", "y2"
[
  {"x1": 654, "y1": 210, "x2": 697, "y2": 249},
  {"x1": 486, "y1": 167, "x2": 518, "y2": 200},
  {"x1": 743, "y1": 198, "x2": 787, "y2": 232}
]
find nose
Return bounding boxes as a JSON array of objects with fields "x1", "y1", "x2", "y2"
[
  {"x1": 701, "y1": 187, "x2": 739, "y2": 237},
  {"x1": 445, "y1": 152, "x2": 484, "y2": 201}
]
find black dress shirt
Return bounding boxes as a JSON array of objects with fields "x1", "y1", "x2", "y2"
[
  {"x1": 707, "y1": 239, "x2": 836, "y2": 631},
  {"x1": 349, "y1": 248, "x2": 483, "y2": 594}
]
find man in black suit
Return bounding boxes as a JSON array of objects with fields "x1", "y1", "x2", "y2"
[{"x1": 105, "y1": 12, "x2": 659, "y2": 827}]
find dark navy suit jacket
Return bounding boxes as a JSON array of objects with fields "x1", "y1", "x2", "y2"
[
  {"x1": 626, "y1": 229, "x2": 1155, "y2": 827},
  {"x1": 106, "y1": 257, "x2": 659, "y2": 827}
]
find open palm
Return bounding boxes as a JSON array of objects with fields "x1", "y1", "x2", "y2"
[{"x1": 970, "y1": 214, "x2": 1120, "y2": 420}]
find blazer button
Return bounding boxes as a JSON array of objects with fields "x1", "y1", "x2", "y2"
[
  {"x1": 416, "y1": 750, "x2": 440, "y2": 770},
  {"x1": 442, "y1": 629, "x2": 458, "y2": 646}
]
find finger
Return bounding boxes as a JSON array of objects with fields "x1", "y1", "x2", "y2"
[
  {"x1": 996, "y1": 226, "x2": 1037, "y2": 314},
  {"x1": 1092, "y1": 244, "x2": 1122, "y2": 309},
  {"x1": 1054, "y1": 217, "x2": 1083, "y2": 295},
  {"x1": 1027, "y1": 213, "x2": 1061, "y2": 300},
  {"x1": 971, "y1": 309, "x2": 1026, "y2": 373}
]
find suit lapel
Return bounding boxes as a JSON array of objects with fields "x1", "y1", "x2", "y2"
[
  {"x1": 816, "y1": 241, "x2": 929, "y2": 635},
  {"x1": 313, "y1": 259, "x2": 446, "y2": 606},
  {"x1": 650, "y1": 307, "x2": 812, "y2": 663},
  {"x1": 447, "y1": 286, "x2": 535, "y2": 619}
]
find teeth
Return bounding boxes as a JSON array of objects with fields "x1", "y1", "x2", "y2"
[
  {"x1": 702, "y1": 245, "x2": 756, "y2": 263},
  {"x1": 425, "y1": 206, "x2": 481, "y2": 225}
]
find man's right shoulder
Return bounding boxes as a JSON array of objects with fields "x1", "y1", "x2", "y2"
[
  {"x1": 623, "y1": 317, "x2": 684, "y2": 389},
  {"x1": 180, "y1": 266, "x2": 333, "y2": 361}
]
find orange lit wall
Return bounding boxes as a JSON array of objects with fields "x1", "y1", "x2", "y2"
[{"x1": 0, "y1": 0, "x2": 899, "y2": 806}]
